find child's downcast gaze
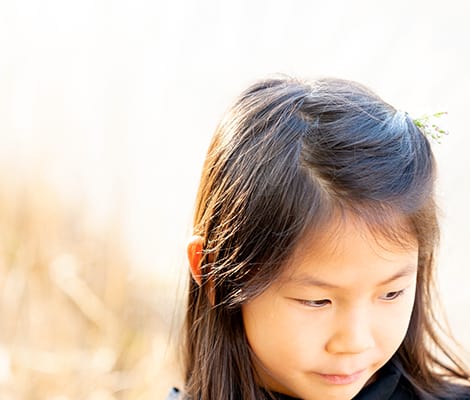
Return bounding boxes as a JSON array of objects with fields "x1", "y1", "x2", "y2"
[{"x1": 170, "y1": 77, "x2": 470, "y2": 399}]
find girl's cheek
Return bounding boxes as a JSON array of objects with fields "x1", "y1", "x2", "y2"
[
  {"x1": 277, "y1": 303, "x2": 332, "y2": 349},
  {"x1": 375, "y1": 291, "x2": 417, "y2": 347}
]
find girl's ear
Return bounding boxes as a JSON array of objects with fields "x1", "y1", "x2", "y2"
[
  {"x1": 187, "y1": 235, "x2": 204, "y2": 286},
  {"x1": 187, "y1": 235, "x2": 215, "y2": 305}
]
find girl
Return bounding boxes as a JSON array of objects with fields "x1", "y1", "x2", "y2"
[{"x1": 173, "y1": 76, "x2": 470, "y2": 399}]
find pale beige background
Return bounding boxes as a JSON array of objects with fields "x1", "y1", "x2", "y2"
[{"x1": 1, "y1": 0, "x2": 469, "y2": 398}]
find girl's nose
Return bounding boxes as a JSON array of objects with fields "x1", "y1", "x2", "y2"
[{"x1": 325, "y1": 308, "x2": 375, "y2": 355}]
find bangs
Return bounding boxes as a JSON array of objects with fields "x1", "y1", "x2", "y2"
[{"x1": 272, "y1": 183, "x2": 423, "y2": 283}]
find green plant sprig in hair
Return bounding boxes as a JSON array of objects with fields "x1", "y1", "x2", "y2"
[{"x1": 413, "y1": 111, "x2": 449, "y2": 143}]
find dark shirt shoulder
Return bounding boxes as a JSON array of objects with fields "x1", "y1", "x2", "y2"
[
  {"x1": 437, "y1": 383, "x2": 470, "y2": 400},
  {"x1": 353, "y1": 362, "x2": 470, "y2": 400}
]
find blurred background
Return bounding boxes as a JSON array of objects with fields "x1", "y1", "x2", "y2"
[{"x1": 1, "y1": 0, "x2": 470, "y2": 399}]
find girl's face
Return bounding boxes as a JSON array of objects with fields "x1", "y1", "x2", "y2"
[{"x1": 242, "y1": 218, "x2": 418, "y2": 400}]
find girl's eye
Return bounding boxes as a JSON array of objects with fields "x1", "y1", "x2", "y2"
[
  {"x1": 380, "y1": 289, "x2": 406, "y2": 301},
  {"x1": 298, "y1": 299, "x2": 331, "y2": 308}
]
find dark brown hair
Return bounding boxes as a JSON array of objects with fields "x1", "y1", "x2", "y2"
[{"x1": 183, "y1": 76, "x2": 469, "y2": 399}]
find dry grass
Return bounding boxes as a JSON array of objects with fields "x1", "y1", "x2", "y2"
[{"x1": 0, "y1": 171, "x2": 182, "y2": 400}]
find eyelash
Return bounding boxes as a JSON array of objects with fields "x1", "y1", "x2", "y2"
[
  {"x1": 298, "y1": 299, "x2": 331, "y2": 308},
  {"x1": 297, "y1": 289, "x2": 407, "y2": 308},
  {"x1": 379, "y1": 289, "x2": 406, "y2": 301}
]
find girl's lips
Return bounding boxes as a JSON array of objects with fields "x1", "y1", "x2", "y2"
[{"x1": 316, "y1": 369, "x2": 365, "y2": 385}]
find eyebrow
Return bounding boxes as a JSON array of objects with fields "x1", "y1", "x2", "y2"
[{"x1": 286, "y1": 264, "x2": 418, "y2": 289}]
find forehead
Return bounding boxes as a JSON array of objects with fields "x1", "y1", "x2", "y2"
[
  {"x1": 298, "y1": 213, "x2": 416, "y2": 255},
  {"x1": 279, "y1": 215, "x2": 419, "y2": 287}
]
